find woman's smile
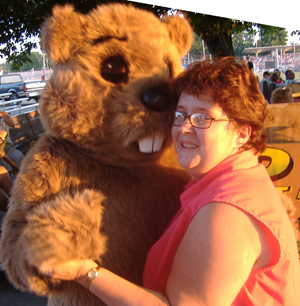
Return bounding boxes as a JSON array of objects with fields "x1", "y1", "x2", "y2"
[
  {"x1": 181, "y1": 141, "x2": 197, "y2": 149},
  {"x1": 172, "y1": 92, "x2": 241, "y2": 180}
]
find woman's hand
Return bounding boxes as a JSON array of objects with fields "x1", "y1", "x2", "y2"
[
  {"x1": 0, "y1": 111, "x2": 15, "y2": 127},
  {"x1": 0, "y1": 111, "x2": 9, "y2": 118},
  {"x1": 39, "y1": 259, "x2": 98, "y2": 282}
]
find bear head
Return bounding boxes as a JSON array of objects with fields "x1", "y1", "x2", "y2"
[{"x1": 40, "y1": 4, "x2": 193, "y2": 167}]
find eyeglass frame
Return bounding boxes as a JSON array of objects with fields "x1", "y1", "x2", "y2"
[{"x1": 170, "y1": 110, "x2": 234, "y2": 129}]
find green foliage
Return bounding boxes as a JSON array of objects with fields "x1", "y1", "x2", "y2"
[
  {"x1": 0, "y1": 0, "x2": 169, "y2": 70},
  {"x1": 0, "y1": 0, "x2": 294, "y2": 67},
  {"x1": 0, "y1": 0, "x2": 42, "y2": 69},
  {"x1": 188, "y1": 33, "x2": 209, "y2": 60},
  {"x1": 232, "y1": 31, "x2": 256, "y2": 57},
  {"x1": 18, "y1": 51, "x2": 43, "y2": 72},
  {"x1": 184, "y1": 12, "x2": 285, "y2": 57},
  {"x1": 256, "y1": 28, "x2": 288, "y2": 47},
  {"x1": 186, "y1": 12, "x2": 253, "y2": 41},
  {"x1": 0, "y1": 61, "x2": 11, "y2": 74}
]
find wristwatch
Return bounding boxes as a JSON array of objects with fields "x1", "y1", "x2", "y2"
[{"x1": 85, "y1": 266, "x2": 101, "y2": 289}]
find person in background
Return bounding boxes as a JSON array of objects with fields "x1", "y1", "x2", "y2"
[
  {"x1": 285, "y1": 69, "x2": 300, "y2": 85},
  {"x1": 271, "y1": 71, "x2": 284, "y2": 85},
  {"x1": 0, "y1": 165, "x2": 13, "y2": 212},
  {"x1": 259, "y1": 71, "x2": 271, "y2": 102},
  {"x1": 246, "y1": 55, "x2": 254, "y2": 71},
  {"x1": 0, "y1": 111, "x2": 24, "y2": 179},
  {"x1": 270, "y1": 87, "x2": 293, "y2": 104},
  {"x1": 30, "y1": 57, "x2": 300, "y2": 306},
  {"x1": 269, "y1": 71, "x2": 285, "y2": 97},
  {"x1": 274, "y1": 68, "x2": 285, "y2": 85},
  {"x1": 0, "y1": 131, "x2": 13, "y2": 211}
]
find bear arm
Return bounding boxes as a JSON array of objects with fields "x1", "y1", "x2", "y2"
[
  {"x1": 0, "y1": 189, "x2": 106, "y2": 296},
  {"x1": 24, "y1": 189, "x2": 107, "y2": 269}
]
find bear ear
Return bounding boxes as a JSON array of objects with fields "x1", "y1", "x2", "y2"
[
  {"x1": 41, "y1": 4, "x2": 86, "y2": 64},
  {"x1": 161, "y1": 14, "x2": 194, "y2": 59}
]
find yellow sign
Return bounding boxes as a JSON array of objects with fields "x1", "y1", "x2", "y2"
[{"x1": 263, "y1": 103, "x2": 300, "y2": 219}]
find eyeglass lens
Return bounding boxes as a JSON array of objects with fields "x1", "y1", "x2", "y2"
[{"x1": 172, "y1": 111, "x2": 212, "y2": 128}]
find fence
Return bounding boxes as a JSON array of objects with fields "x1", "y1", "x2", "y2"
[{"x1": 1, "y1": 94, "x2": 44, "y2": 154}]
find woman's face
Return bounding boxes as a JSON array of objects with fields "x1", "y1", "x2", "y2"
[
  {"x1": 171, "y1": 93, "x2": 244, "y2": 180},
  {"x1": 273, "y1": 72, "x2": 279, "y2": 81}
]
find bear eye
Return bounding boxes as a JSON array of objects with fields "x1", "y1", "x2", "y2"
[{"x1": 101, "y1": 56, "x2": 128, "y2": 84}]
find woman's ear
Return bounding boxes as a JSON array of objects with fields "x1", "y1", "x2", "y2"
[{"x1": 236, "y1": 124, "x2": 252, "y2": 148}]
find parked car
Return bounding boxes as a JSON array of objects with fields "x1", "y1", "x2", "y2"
[
  {"x1": 0, "y1": 74, "x2": 28, "y2": 101},
  {"x1": 25, "y1": 80, "x2": 46, "y2": 101}
]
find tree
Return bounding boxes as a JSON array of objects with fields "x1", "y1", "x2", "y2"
[
  {"x1": 0, "y1": 0, "x2": 292, "y2": 69},
  {"x1": 0, "y1": 61, "x2": 11, "y2": 74},
  {"x1": 188, "y1": 33, "x2": 209, "y2": 61},
  {"x1": 232, "y1": 31, "x2": 256, "y2": 57},
  {"x1": 183, "y1": 11, "x2": 287, "y2": 57},
  {"x1": 0, "y1": 0, "x2": 171, "y2": 70},
  {"x1": 256, "y1": 29, "x2": 288, "y2": 46},
  {"x1": 18, "y1": 51, "x2": 43, "y2": 72}
]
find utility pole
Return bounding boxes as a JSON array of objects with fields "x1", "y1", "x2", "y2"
[{"x1": 42, "y1": 50, "x2": 46, "y2": 80}]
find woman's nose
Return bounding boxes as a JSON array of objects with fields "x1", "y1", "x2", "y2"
[{"x1": 181, "y1": 118, "x2": 194, "y2": 133}]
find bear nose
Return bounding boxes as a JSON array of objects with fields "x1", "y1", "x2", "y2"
[{"x1": 141, "y1": 85, "x2": 171, "y2": 112}]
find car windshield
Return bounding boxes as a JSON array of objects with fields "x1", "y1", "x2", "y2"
[{"x1": 1, "y1": 75, "x2": 22, "y2": 84}]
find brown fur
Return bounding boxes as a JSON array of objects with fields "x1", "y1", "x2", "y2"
[
  {"x1": 0, "y1": 4, "x2": 193, "y2": 306},
  {"x1": 279, "y1": 191, "x2": 300, "y2": 242}
]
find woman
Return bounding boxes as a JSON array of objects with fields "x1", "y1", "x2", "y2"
[
  {"x1": 274, "y1": 69, "x2": 285, "y2": 85},
  {"x1": 271, "y1": 71, "x2": 284, "y2": 86},
  {"x1": 36, "y1": 57, "x2": 300, "y2": 305},
  {"x1": 269, "y1": 72, "x2": 285, "y2": 98}
]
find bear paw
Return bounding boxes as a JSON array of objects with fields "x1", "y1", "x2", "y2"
[{"x1": 22, "y1": 189, "x2": 107, "y2": 292}]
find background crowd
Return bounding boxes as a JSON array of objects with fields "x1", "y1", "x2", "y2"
[
  {"x1": 246, "y1": 54, "x2": 300, "y2": 73},
  {"x1": 257, "y1": 67, "x2": 300, "y2": 103}
]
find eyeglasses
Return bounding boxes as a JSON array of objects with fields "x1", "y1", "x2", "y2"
[{"x1": 170, "y1": 111, "x2": 234, "y2": 129}]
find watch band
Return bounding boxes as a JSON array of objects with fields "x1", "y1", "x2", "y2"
[{"x1": 85, "y1": 265, "x2": 101, "y2": 289}]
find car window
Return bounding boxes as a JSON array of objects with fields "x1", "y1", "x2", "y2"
[{"x1": 0, "y1": 75, "x2": 22, "y2": 84}]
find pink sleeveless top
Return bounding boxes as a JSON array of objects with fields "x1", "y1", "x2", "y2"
[{"x1": 143, "y1": 150, "x2": 300, "y2": 305}]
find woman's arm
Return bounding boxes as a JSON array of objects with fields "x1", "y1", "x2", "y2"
[
  {"x1": 38, "y1": 202, "x2": 264, "y2": 306},
  {"x1": 166, "y1": 202, "x2": 264, "y2": 306},
  {"x1": 40, "y1": 259, "x2": 170, "y2": 306},
  {"x1": 81, "y1": 261, "x2": 170, "y2": 306},
  {"x1": 0, "y1": 111, "x2": 15, "y2": 127}
]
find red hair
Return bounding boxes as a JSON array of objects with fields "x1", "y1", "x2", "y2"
[{"x1": 173, "y1": 57, "x2": 267, "y2": 153}]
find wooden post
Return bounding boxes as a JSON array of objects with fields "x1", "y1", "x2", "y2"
[{"x1": 262, "y1": 103, "x2": 300, "y2": 219}]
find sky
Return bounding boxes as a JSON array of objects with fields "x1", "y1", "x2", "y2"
[
  {"x1": 1, "y1": 0, "x2": 299, "y2": 64},
  {"x1": 131, "y1": 0, "x2": 300, "y2": 44}
]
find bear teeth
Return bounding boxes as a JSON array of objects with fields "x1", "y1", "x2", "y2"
[{"x1": 138, "y1": 133, "x2": 164, "y2": 153}]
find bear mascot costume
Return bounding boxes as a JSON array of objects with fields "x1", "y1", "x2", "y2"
[{"x1": 0, "y1": 3, "x2": 193, "y2": 306}]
